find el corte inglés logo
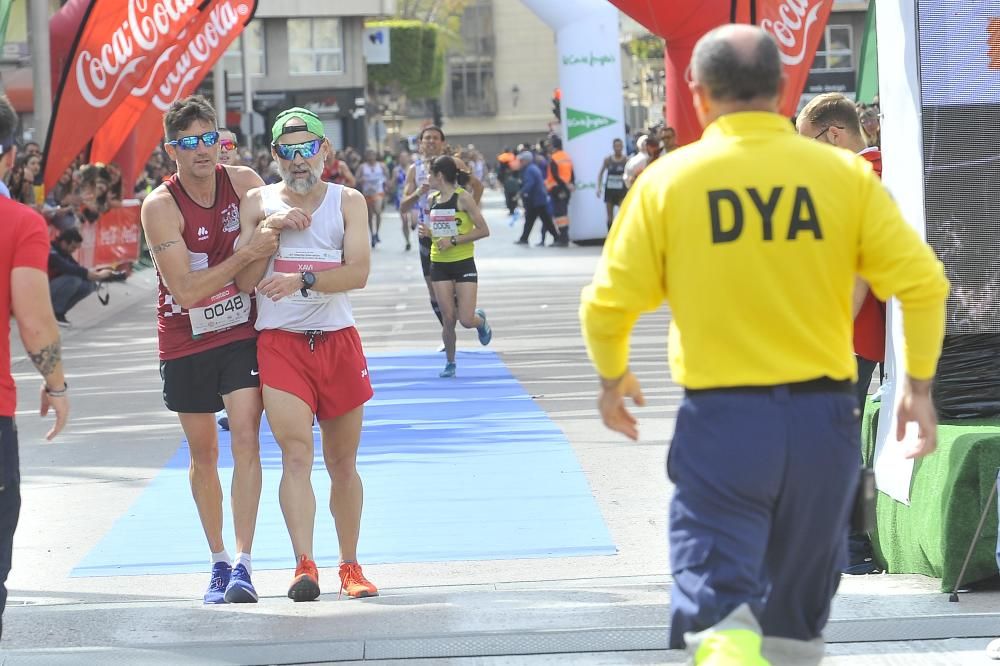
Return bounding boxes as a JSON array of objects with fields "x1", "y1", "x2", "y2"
[
  {"x1": 566, "y1": 108, "x2": 615, "y2": 139},
  {"x1": 562, "y1": 52, "x2": 616, "y2": 67}
]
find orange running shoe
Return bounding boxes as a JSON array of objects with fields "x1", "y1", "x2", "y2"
[
  {"x1": 287, "y1": 554, "x2": 320, "y2": 602},
  {"x1": 339, "y1": 561, "x2": 378, "y2": 598}
]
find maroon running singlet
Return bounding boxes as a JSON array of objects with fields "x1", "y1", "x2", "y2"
[{"x1": 156, "y1": 165, "x2": 256, "y2": 361}]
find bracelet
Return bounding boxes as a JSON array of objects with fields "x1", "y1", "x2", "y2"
[{"x1": 45, "y1": 381, "x2": 68, "y2": 397}]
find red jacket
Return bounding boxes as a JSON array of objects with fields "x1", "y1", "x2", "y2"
[{"x1": 853, "y1": 148, "x2": 886, "y2": 362}]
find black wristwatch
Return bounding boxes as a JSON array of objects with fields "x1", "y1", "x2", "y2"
[
  {"x1": 300, "y1": 271, "x2": 316, "y2": 297},
  {"x1": 450, "y1": 235, "x2": 458, "y2": 246}
]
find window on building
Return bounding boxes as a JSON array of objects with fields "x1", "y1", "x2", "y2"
[
  {"x1": 449, "y1": 62, "x2": 496, "y2": 116},
  {"x1": 460, "y1": 2, "x2": 495, "y2": 55},
  {"x1": 446, "y1": 0, "x2": 496, "y2": 116},
  {"x1": 811, "y1": 25, "x2": 853, "y2": 71},
  {"x1": 223, "y1": 21, "x2": 265, "y2": 78},
  {"x1": 288, "y1": 18, "x2": 344, "y2": 75}
]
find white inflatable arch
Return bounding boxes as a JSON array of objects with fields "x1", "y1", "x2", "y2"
[{"x1": 521, "y1": 0, "x2": 626, "y2": 241}]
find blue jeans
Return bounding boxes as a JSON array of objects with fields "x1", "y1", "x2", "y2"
[
  {"x1": 49, "y1": 274, "x2": 96, "y2": 316},
  {"x1": 667, "y1": 386, "x2": 859, "y2": 646}
]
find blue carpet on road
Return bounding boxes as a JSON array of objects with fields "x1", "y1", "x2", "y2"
[{"x1": 72, "y1": 350, "x2": 616, "y2": 577}]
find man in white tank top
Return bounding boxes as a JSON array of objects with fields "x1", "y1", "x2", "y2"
[
  {"x1": 234, "y1": 107, "x2": 378, "y2": 601},
  {"x1": 359, "y1": 149, "x2": 388, "y2": 246}
]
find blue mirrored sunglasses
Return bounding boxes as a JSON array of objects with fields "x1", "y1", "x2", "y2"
[
  {"x1": 167, "y1": 131, "x2": 220, "y2": 151},
  {"x1": 274, "y1": 139, "x2": 322, "y2": 161}
]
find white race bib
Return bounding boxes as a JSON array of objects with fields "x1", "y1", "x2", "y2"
[
  {"x1": 430, "y1": 208, "x2": 458, "y2": 238},
  {"x1": 606, "y1": 175, "x2": 625, "y2": 190},
  {"x1": 189, "y1": 283, "x2": 251, "y2": 336},
  {"x1": 272, "y1": 247, "x2": 342, "y2": 304}
]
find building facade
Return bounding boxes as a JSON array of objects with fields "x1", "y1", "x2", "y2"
[
  {"x1": 800, "y1": 0, "x2": 870, "y2": 108},
  {"x1": 216, "y1": 0, "x2": 394, "y2": 152},
  {"x1": 399, "y1": 0, "x2": 559, "y2": 161}
]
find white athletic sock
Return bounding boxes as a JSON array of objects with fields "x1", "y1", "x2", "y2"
[
  {"x1": 234, "y1": 552, "x2": 252, "y2": 576},
  {"x1": 211, "y1": 549, "x2": 231, "y2": 566}
]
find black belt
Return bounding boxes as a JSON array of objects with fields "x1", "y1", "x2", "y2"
[{"x1": 685, "y1": 377, "x2": 853, "y2": 396}]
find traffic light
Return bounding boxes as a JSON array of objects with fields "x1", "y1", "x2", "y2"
[{"x1": 551, "y1": 88, "x2": 561, "y2": 120}]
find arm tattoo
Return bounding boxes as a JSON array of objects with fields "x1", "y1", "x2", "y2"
[
  {"x1": 150, "y1": 239, "x2": 180, "y2": 254},
  {"x1": 28, "y1": 341, "x2": 61, "y2": 379}
]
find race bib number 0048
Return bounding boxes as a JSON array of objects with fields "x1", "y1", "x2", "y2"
[
  {"x1": 189, "y1": 283, "x2": 251, "y2": 336},
  {"x1": 430, "y1": 208, "x2": 458, "y2": 238}
]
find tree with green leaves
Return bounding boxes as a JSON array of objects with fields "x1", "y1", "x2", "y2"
[
  {"x1": 368, "y1": 20, "x2": 442, "y2": 99},
  {"x1": 368, "y1": 0, "x2": 472, "y2": 123}
]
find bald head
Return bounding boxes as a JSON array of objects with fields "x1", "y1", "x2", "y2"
[{"x1": 691, "y1": 25, "x2": 782, "y2": 103}]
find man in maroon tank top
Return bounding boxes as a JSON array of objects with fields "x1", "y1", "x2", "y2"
[{"x1": 140, "y1": 96, "x2": 279, "y2": 604}]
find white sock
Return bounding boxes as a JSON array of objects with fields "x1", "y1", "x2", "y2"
[
  {"x1": 234, "y1": 552, "x2": 252, "y2": 576},
  {"x1": 211, "y1": 549, "x2": 231, "y2": 566}
]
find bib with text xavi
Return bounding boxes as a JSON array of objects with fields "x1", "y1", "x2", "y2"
[{"x1": 272, "y1": 247, "x2": 342, "y2": 304}]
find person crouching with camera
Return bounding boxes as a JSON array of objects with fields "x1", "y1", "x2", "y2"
[{"x1": 48, "y1": 227, "x2": 125, "y2": 326}]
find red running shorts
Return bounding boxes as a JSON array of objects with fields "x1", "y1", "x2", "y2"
[{"x1": 258, "y1": 326, "x2": 373, "y2": 420}]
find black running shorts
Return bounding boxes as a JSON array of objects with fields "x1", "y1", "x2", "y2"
[
  {"x1": 604, "y1": 188, "x2": 627, "y2": 205},
  {"x1": 430, "y1": 257, "x2": 478, "y2": 283},
  {"x1": 160, "y1": 337, "x2": 259, "y2": 413}
]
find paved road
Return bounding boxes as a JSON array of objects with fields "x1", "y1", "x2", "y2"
[{"x1": 2, "y1": 192, "x2": 997, "y2": 664}]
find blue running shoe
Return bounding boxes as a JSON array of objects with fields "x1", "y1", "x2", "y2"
[
  {"x1": 439, "y1": 362, "x2": 456, "y2": 378},
  {"x1": 204, "y1": 562, "x2": 231, "y2": 604},
  {"x1": 475, "y1": 308, "x2": 492, "y2": 346},
  {"x1": 224, "y1": 564, "x2": 258, "y2": 603}
]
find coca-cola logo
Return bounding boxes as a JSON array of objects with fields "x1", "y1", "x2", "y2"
[
  {"x1": 75, "y1": 0, "x2": 199, "y2": 109},
  {"x1": 152, "y1": 2, "x2": 244, "y2": 111},
  {"x1": 129, "y1": 45, "x2": 180, "y2": 97},
  {"x1": 760, "y1": 0, "x2": 825, "y2": 66}
]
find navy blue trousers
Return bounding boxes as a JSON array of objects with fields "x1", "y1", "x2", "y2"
[{"x1": 667, "y1": 386, "x2": 859, "y2": 648}]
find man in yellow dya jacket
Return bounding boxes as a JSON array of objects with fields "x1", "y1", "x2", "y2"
[{"x1": 579, "y1": 24, "x2": 949, "y2": 666}]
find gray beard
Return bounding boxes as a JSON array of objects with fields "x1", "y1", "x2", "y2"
[{"x1": 280, "y1": 162, "x2": 322, "y2": 194}]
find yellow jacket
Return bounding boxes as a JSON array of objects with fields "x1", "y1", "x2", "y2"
[{"x1": 580, "y1": 112, "x2": 949, "y2": 388}]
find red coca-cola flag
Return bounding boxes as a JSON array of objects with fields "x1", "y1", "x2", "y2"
[
  {"x1": 43, "y1": 0, "x2": 206, "y2": 189},
  {"x1": 90, "y1": 0, "x2": 256, "y2": 167},
  {"x1": 608, "y1": 0, "x2": 833, "y2": 146},
  {"x1": 759, "y1": 0, "x2": 833, "y2": 118},
  {"x1": 105, "y1": 0, "x2": 257, "y2": 192}
]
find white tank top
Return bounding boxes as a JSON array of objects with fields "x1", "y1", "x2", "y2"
[
  {"x1": 254, "y1": 183, "x2": 356, "y2": 332},
  {"x1": 413, "y1": 157, "x2": 431, "y2": 224},
  {"x1": 359, "y1": 162, "x2": 386, "y2": 196}
]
